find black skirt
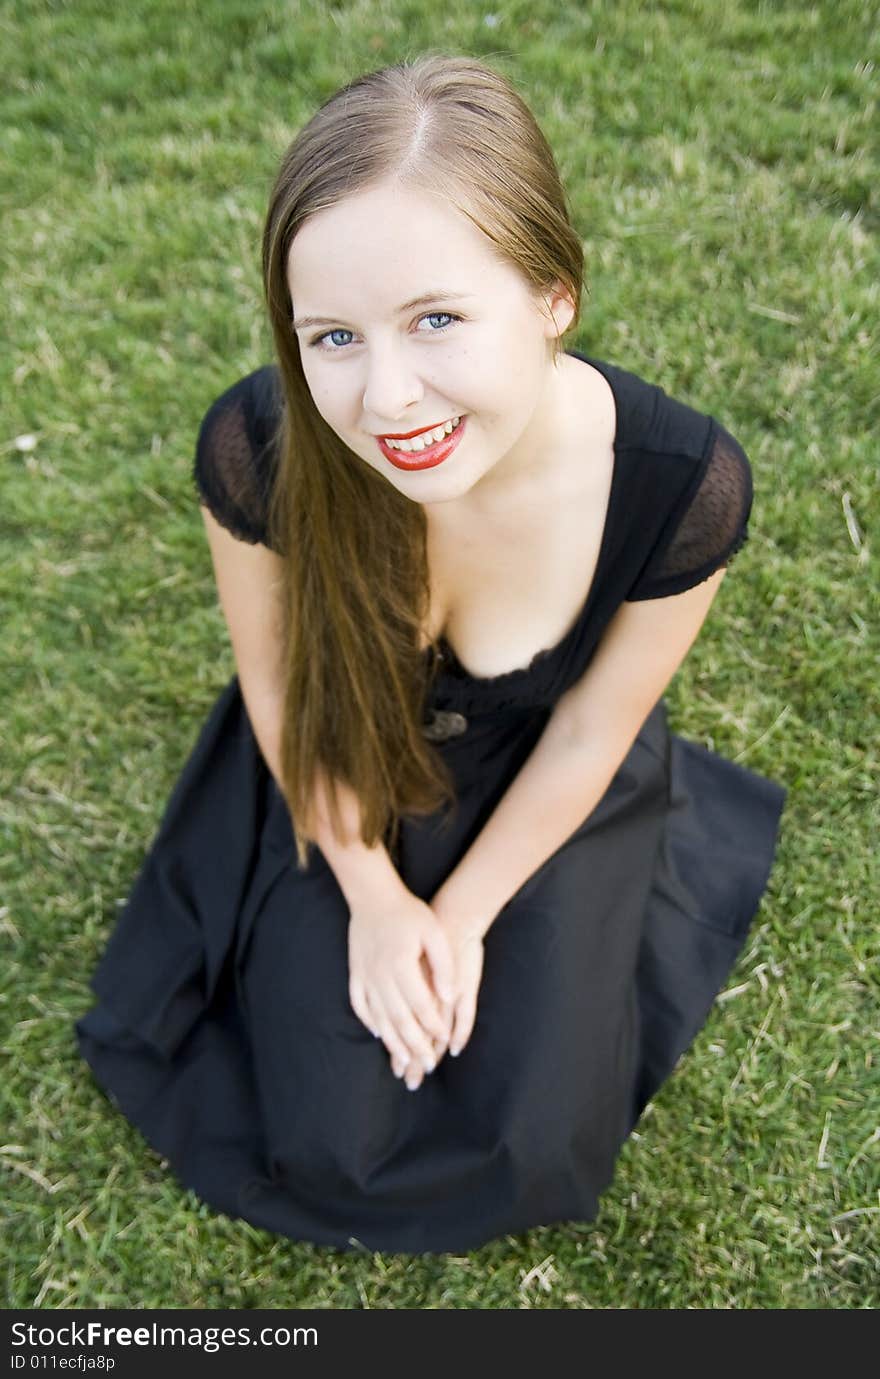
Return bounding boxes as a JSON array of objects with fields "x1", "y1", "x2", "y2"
[{"x1": 75, "y1": 675, "x2": 786, "y2": 1254}]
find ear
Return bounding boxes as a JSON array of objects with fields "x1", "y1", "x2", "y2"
[{"x1": 540, "y1": 279, "x2": 577, "y2": 342}]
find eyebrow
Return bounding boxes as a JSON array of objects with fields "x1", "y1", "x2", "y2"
[{"x1": 291, "y1": 291, "x2": 477, "y2": 332}]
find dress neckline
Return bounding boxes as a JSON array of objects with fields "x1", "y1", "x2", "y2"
[{"x1": 428, "y1": 350, "x2": 625, "y2": 686}]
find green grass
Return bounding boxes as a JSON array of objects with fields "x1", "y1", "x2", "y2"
[{"x1": 2, "y1": 0, "x2": 878, "y2": 1309}]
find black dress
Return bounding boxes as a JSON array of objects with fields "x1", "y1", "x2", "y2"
[{"x1": 74, "y1": 350, "x2": 787, "y2": 1255}]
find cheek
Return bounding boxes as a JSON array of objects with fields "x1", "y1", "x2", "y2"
[
  {"x1": 301, "y1": 370, "x2": 344, "y2": 426},
  {"x1": 458, "y1": 363, "x2": 508, "y2": 418}
]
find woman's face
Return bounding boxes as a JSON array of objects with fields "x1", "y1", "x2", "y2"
[{"x1": 286, "y1": 179, "x2": 575, "y2": 510}]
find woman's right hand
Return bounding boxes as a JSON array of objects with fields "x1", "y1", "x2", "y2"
[{"x1": 347, "y1": 887, "x2": 456, "y2": 1085}]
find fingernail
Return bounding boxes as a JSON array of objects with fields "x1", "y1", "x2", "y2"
[
  {"x1": 405, "y1": 1077, "x2": 419, "y2": 1091},
  {"x1": 450, "y1": 1045, "x2": 460, "y2": 1057},
  {"x1": 423, "y1": 1057, "x2": 435, "y2": 1073}
]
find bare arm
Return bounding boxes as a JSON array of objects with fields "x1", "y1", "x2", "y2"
[
  {"x1": 248, "y1": 689, "x2": 407, "y2": 907},
  {"x1": 199, "y1": 502, "x2": 406, "y2": 909},
  {"x1": 432, "y1": 567, "x2": 728, "y2": 936}
]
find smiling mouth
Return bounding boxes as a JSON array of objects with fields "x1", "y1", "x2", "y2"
[
  {"x1": 379, "y1": 416, "x2": 462, "y2": 452},
  {"x1": 376, "y1": 416, "x2": 467, "y2": 471}
]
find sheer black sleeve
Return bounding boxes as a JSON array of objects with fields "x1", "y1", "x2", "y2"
[
  {"x1": 626, "y1": 421, "x2": 753, "y2": 601},
  {"x1": 191, "y1": 366, "x2": 282, "y2": 550}
]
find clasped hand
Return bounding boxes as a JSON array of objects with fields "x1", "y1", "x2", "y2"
[{"x1": 347, "y1": 887, "x2": 485, "y2": 1090}]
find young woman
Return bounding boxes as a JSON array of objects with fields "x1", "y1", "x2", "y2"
[{"x1": 76, "y1": 54, "x2": 787, "y2": 1255}]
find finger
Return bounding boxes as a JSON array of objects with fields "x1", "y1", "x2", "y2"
[
  {"x1": 402, "y1": 1055, "x2": 424, "y2": 1091},
  {"x1": 370, "y1": 999, "x2": 415, "y2": 1072},
  {"x1": 389, "y1": 1048, "x2": 423, "y2": 1090},
  {"x1": 361, "y1": 987, "x2": 382, "y2": 1040},
  {"x1": 421, "y1": 924, "x2": 456, "y2": 1004},
  {"x1": 449, "y1": 989, "x2": 479, "y2": 1057},
  {"x1": 431, "y1": 996, "x2": 455, "y2": 1057},
  {"x1": 396, "y1": 968, "x2": 453, "y2": 1057},
  {"x1": 419, "y1": 956, "x2": 455, "y2": 1047},
  {"x1": 401, "y1": 973, "x2": 452, "y2": 1047},
  {"x1": 383, "y1": 985, "x2": 439, "y2": 1071},
  {"x1": 348, "y1": 974, "x2": 379, "y2": 1038}
]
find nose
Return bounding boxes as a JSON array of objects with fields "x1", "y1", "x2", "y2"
[{"x1": 362, "y1": 340, "x2": 424, "y2": 426}]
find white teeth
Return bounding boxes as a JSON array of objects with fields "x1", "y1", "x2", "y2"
[{"x1": 384, "y1": 416, "x2": 461, "y2": 452}]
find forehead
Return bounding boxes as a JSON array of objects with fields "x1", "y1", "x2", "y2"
[{"x1": 286, "y1": 182, "x2": 515, "y2": 306}]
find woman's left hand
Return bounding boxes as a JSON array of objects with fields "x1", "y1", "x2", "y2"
[
  {"x1": 388, "y1": 899, "x2": 487, "y2": 1088},
  {"x1": 439, "y1": 917, "x2": 485, "y2": 1060}
]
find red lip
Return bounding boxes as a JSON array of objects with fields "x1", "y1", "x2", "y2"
[
  {"x1": 377, "y1": 418, "x2": 458, "y2": 441},
  {"x1": 377, "y1": 416, "x2": 466, "y2": 471}
]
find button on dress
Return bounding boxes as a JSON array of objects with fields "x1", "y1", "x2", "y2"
[{"x1": 74, "y1": 351, "x2": 787, "y2": 1254}]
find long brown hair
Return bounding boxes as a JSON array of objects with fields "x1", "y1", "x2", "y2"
[{"x1": 260, "y1": 53, "x2": 585, "y2": 871}]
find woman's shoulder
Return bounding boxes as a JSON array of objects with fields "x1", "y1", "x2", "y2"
[
  {"x1": 566, "y1": 349, "x2": 715, "y2": 460},
  {"x1": 192, "y1": 364, "x2": 284, "y2": 548},
  {"x1": 203, "y1": 362, "x2": 282, "y2": 434}
]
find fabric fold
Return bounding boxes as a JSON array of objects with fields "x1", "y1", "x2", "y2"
[
  {"x1": 74, "y1": 672, "x2": 787, "y2": 1254},
  {"x1": 85, "y1": 676, "x2": 275, "y2": 1060},
  {"x1": 631, "y1": 732, "x2": 787, "y2": 1123}
]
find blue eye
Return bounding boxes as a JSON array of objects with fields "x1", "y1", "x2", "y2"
[{"x1": 309, "y1": 312, "x2": 461, "y2": 352}]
